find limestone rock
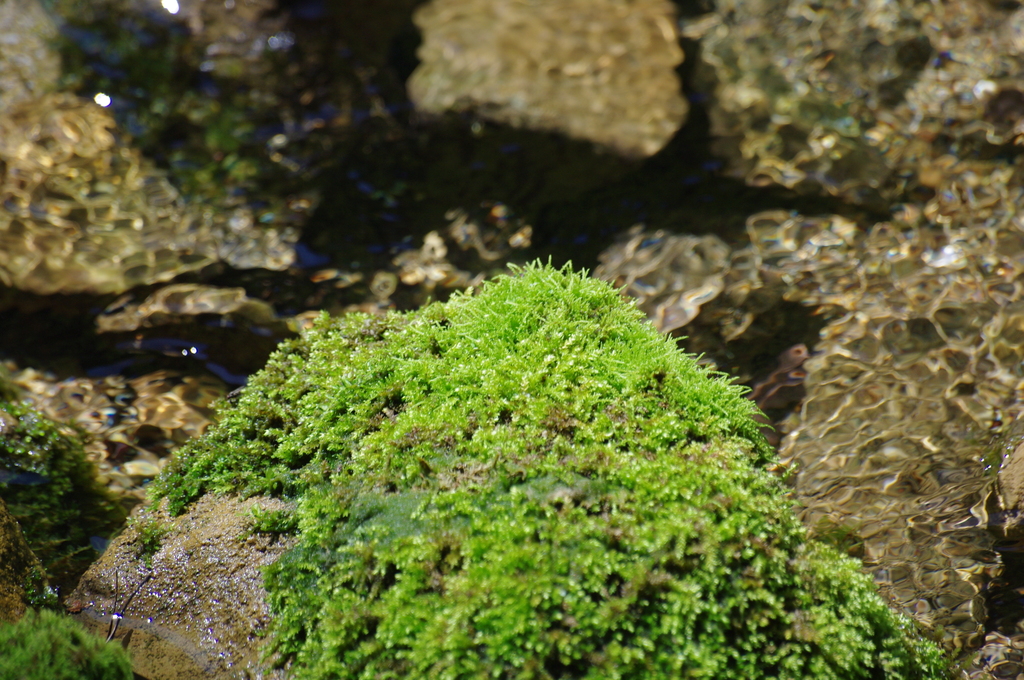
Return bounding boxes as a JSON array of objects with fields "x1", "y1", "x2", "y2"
[
  {"x1": 408, "y1": 0, "x2": 688, "y2": 158},
  {"x1": 68, "y1": 494, "x2": 295, "y2": 680}
]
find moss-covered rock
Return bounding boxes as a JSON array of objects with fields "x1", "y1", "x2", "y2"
[
  {"x1": 153, "y1": 263, "x2": 948, "y2": 679},
  {"x1": 0, "y1": 399, "x2": 126, "y2": 593},
  {"x1": 0, "y1": 496, "x2": 53, "y2": 623},
  {"x1": 0, "y1": 608, "x2": 133, "y2": 680}
]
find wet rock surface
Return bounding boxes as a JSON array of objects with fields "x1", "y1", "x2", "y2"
[
  {"x1": 0, "y1": 497, "x2": 46, "y2": 624},
  {"x1": 69, "y1": 494, "x2": 295, "y2": 680},
  {"x1": 95, "y1": 284, "x2": 283, "y2": 334},
  {"x1": 1000, "y1": 441, "x2": 1024, "y2": 516},
  {"x1": 0, "y1": 0, "x2": 59, "y2": 114},
  {"x1": 0, "y1": 93, "x2": 298, "y2": 295},
  {"x1": 696, "y1": 0, "x2": 1024, "y2": 209},
  {"x1": 408, "y1": 0, "x2": 688, "y2": 158}
]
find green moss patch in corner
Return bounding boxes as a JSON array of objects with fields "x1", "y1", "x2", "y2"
[
  {"x1": 0, "y1": 400, "x2": 127, "y2": 594},
  {"x1": 0, "y1": 609, "x2": 133, "y2": 680},
  {"x1": 151, "y1": 262, "x2": 949, "y2": 679}
]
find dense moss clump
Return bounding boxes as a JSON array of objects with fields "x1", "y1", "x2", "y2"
[
  {"x1": 0, "y1": 609, "x2": 133, "y2": 680},
  {"x1": 0, "y1": 400, "x2": 126, "y2": 593},
  {"x1": 153, "y1": 263, "x2": 948, "y2": 679}
]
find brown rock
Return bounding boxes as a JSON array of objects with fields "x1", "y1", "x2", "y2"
[
  {"x1": 0, "y1": 0, "x2": 59, "y2": 115},
  {"x1": 408, "y1": 0, "x2": 688, "y2": 158},
  {"x1": 0, "y1": 496, "x2": 45, "y2": 624},
  {"x1": 1000, "y1": 441, "x2": 1024, "y2": 514},
  {"x1": 68, "y1": 494, "x2": 296, "y2": 680}
]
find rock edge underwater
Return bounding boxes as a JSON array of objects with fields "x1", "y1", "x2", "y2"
[{"x1": 82, "y1": 263, "x2": 948, "y2": 679}]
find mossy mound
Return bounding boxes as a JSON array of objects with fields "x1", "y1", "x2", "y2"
[
  {"x1": 0, "y1": 400, "x2": 126, "y2": 593},
  {"x1": 153, "y1": 263, "x2": 948, "y2": 679},
  {"x1": 0, "y1": 609, "x2": 133, "y2": 680}
]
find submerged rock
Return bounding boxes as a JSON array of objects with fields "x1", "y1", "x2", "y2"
[
  {"x1": 9, "y1": 367, "x2": 225, "y2": 504},
  {"x1": 0, "y1": 93, "x2": 297, "y2": 295},
  {"x1": 95, "y1": 284, "x2": 281, "y2": 334},
  {"x1": 408, "y1": 0, "x2": 688, "y2": 158},
  {"x1": 0, "y1": 0, "x2": 59, "y2": 114},
  {"x1": 142, "y1": 263, "x2": 945, "y2": 678},
  {"x1": 697, "y1": 0, "x2": 1024, "y2": 207},
  {"x1": 1000, "y1": 440, "x2": 1024, "y2": 518}
]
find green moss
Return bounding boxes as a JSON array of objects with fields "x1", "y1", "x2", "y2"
[
  {"x1": 246, "y1": 504, "x2": 299, "y2": 538},
  {"x1": 0, "y1": 609, "x2": 133, "y2": 680},
  {"x1": 130, "y1": 514, "x2": 170, "y2": 569},
  {"x1": 0, "y1": 400, "x2": 127, "y2": 593},
  {"x1": 22, "y1": 564, "x2": 59, "y2": 611},
  {"x1": 152, "y1": 263, "x2": 948, "y2": 679}
]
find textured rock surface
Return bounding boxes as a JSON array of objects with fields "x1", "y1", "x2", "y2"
[
  {"x1": 408, "y1": 0, "x2": 687, "y2": 157},
  {"x1": 697, "y1": 0, "x2": 1024, "y2": 207},
  {"x1": 999, "y1": 440, "x2": 1024, "y2": 515},
  {"x1": 0, "y1": 93, "x2": 297, "y2": 295},
  {"x1": 0, "y1": 497, "x2": 45, "y2": 624},
  {"x1": 95, "y1": 284, "x2": 280, "y2": 334},
  {"x1": 0, "y1": 0, "x2": 59, "y2": 115},
  {"x1": 69, "y1": 494, "x2": 295, "y2": 680}
]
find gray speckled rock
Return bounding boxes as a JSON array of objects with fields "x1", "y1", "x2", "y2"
[
  {"x1": 407, "y1": 0, "x2": 688, "y2": 158},
  {"x1": 68, "y1": 494, "x2": 295, "y2": 680}
]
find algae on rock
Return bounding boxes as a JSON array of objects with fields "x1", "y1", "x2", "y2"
[
  {"x1": 0, "y1": 398, "x2": 126, "y2": 594},
  {"x1": 153, "y1": 263, "x2": 948, "y2": 679},
  {"x1": 0, "y1": 496, "x2": 52, "y2": 623}
]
